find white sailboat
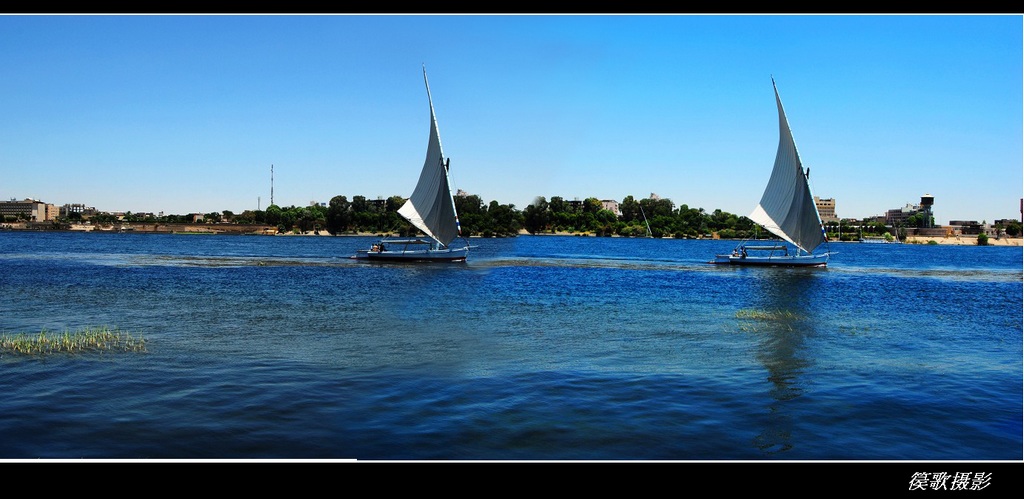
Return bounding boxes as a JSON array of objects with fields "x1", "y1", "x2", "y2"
[
  {"x1": 353, "y1": 66, "x2": 470, "y2": 263},
  {"x1": 713, "y1": 77, "x2": 830, "y2": 267}
]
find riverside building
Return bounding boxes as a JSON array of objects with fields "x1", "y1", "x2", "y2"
[{"x1": 1, "y1": 198, "x2": 58, "y2": 222}]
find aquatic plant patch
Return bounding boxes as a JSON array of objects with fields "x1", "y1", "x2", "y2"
[
  {"x1": 735, "y1": 309, "x2": 801, "y2": 321},
  {"x1": 0, "y1": 326, "x2": 146, "y2": 356}
]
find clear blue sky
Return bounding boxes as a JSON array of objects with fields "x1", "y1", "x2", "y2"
[{"x1": 2, "y1": 14, "x2": 1021, "y2": 225}]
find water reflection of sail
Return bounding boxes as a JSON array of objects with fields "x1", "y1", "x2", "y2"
[{"x1": 739, "y1": 268, "x2": 818, "y2": 455}]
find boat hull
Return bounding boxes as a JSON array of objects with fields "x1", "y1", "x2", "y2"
[
  {"x1": 352, "y1": 246, "x2": 468, "y2": 263},
  {"x1": 711, "y1": 252, "x2": 828, "y2": 267}
]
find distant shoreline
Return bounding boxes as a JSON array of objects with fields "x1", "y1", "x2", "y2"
[
  {"x1": 516, "y1": 230, "x2": 1023, "y2": 246},
  {"x1": 902, "y1": 235, "x2": 1021, "y2": 246},
  {"x1": 5, "y1": 224, "x2": 1021, "y2": 246}
]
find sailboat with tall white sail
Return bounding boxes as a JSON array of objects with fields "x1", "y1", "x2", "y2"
[
  {"x1": 713, "y1": 77, "x2": 830, "y2": 267},
  {"x1": 353, "y1": 66, "x2": 470, "y2": 262}
]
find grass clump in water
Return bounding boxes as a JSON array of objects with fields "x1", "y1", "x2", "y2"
[
  {"x1": 735, "y1": 309, "x2": 801, "y2": 321},
  {"x1": 735, "y1": 309, "x2": 802, "y2": 333},
  {"x1": 0, "y1": 326, "x2": 147, "y2": 356}
]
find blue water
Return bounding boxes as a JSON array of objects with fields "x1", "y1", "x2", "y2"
[{"x1": 0, "y1": 231, "x2": 1020, "y2": 460}]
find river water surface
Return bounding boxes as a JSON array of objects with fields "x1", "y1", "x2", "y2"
[{"x1": 0, "y1": 231, "x2": 1020, "y2": 461}]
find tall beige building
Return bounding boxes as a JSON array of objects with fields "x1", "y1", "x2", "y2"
[
  {"x1": 600, "y1": 199, "x2": 621, "y2": 216},
  {"x1": 814, "y1": 196, "x2": 837, "y2": 223},
  {"x1": 0, "y1": 198, "x2": 57, "y2": 222}
]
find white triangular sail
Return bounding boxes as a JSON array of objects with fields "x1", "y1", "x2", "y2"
[
  {"x1": 748, "y1": 78, "x2": 826, "y2": 255},
  {"x1": 397, "y1": 67, "x2": 461, "y2": 247}
]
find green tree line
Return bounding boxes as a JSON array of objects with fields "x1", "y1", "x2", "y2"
[
  {"x1": 320, "y1": 193, "x2": 523, "y2": 237},
  {"x1": 45, "y1": 193, "x2": 1021, "y2": 241},
  {"x1": 522, "y1": 195, "x2": 757, "y2": 239},
  {"x1": 55, "y1": 194, "x2": 526, "y2": 237}
]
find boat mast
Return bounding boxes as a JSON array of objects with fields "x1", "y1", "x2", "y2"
[{"x1": 639, "y1": 203, "x2": 652, "y2": 237}]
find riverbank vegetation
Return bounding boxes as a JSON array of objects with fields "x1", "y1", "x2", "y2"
[
  {"x1": 28, "y1": 192, "x2": 1021, "y2": 241},
  {"x1": 522, "y1": 195, "x2": 756, "y2": 238}
]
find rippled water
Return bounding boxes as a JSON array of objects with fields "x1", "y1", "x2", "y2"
[{"x1": 0, "y1": 231, "x2": 1020, "y2": 460}]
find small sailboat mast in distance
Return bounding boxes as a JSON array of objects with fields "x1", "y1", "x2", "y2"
[
  {"x1": 712, "y1": 77, "x2": 831, "y2": 267},
  {"x1": 639, "y1": 203, "x2": 653, "y2": 237},
  {"x1": 353, "y1": 66, "x2": 470, "y2": 262}
]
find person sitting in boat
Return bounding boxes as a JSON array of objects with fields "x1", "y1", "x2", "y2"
[
  {"x1": 741, "y1": 248, "x2": 747, "y2": 258},
  {"x1": 378, "y1": 243, "x2": 386, "y2": 252},
  {"x1": 371, "y1": 244, "x2": 380, "y2": 252}
]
